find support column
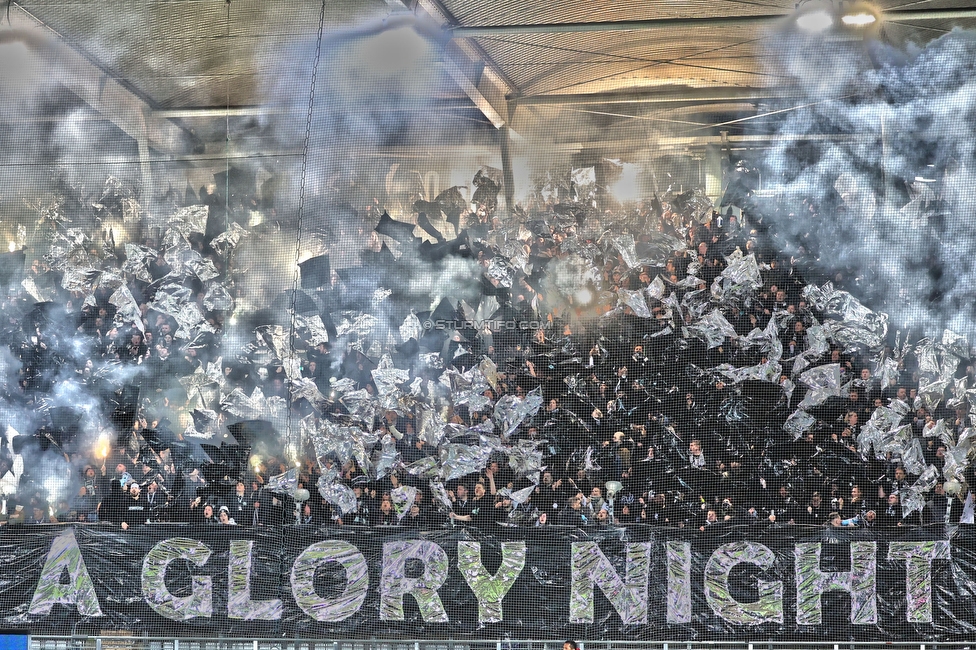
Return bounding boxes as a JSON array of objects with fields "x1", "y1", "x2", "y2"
[
  {"x1": 705, "y1": 144, "x2": 723, "y2": 205},
  {"x1": 500, "y1": 125, "x2": 516, "y2": 216}
]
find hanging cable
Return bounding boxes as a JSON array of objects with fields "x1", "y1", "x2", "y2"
[{"x1": 286, "y1": 0, "x2": 328, "y2": 462}]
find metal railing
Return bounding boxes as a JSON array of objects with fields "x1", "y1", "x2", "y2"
[{"x1": 26, "y1": 638, "x2": 976, "y2": 650}]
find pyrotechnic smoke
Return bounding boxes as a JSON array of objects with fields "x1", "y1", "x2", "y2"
[{"x1": 759, "y1": 27, "x2": 976, "y2": 340}]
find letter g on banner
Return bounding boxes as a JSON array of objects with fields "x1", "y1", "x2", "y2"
[
  {"x1": 704, "y1": 541, "x2": 783, "y2": 624},
  {"x1": 141, "y1": 538, "x2": 213, "y2": 620}
]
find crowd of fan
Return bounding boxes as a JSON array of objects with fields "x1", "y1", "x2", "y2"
[{"x1": 0, "y1": 181, "x2": 972, "y2": 532}]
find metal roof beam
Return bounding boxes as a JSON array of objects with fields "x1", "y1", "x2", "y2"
[
  {"x1": 450, "y1": 8, "x2": 976, "y2": 37},
  {"x1": 413, "y1": 0, "x2": 520, "y2": 135},
  {"x1": 8, "y1": 1, "x2": 192, "y2": 156},
  {"x1": 513, "y1": 86, "x2": 801, "y2": 107}
]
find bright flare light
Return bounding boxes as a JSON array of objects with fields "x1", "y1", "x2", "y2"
[
  {"x1": 575, "y1": 288, "x2": 593, "y2": 304},
  {"x1": 841, "y1": 12, "x2": 876, "y2": 26},
  {"x1": 95, "y1": 433, "x2": 111, "y2": 459},
  {"x1": 7, "y1": 242, "x2": 15, "y2": 252},
  {"x1": 796, "y1": 9, "x2": 833, "y2": 32}
]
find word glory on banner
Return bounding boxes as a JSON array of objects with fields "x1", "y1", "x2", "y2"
[{"x1": 1, "y1": 524, "x2": 974, "y2": 640}]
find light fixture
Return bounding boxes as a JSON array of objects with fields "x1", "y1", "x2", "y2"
[
  {"x1": 841, "y1": 12, "x2": 876, "y2": 26},
  {"x1": 796, "y1": 9, "x2": 834, "y2": 32},
  {"x1": 794, "y1": 1, "x2": 880, "y2": 33}
]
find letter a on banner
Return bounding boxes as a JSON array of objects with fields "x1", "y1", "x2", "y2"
[
  {"x1": 29, "y1": 529, "x2": 103, "y2": 617},
  {"x1": 570, "y1": 542, "x2": 650, "y2": 624}
]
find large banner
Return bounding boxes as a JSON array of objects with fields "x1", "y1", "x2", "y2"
[{"x1": 1, "y1": 523, "x2": 975, "y2": 640}]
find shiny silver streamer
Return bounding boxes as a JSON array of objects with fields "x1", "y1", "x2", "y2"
[
  {"x1": 373, "y1": 366, "x2": 409, "y2": 398},
  {"x1": 798, "y1": 364, "x2": 843, "y2": 409},
  {"x1": 646, "y1": 275, "x2": 667, "y2": 301},
  {"x1": 141, "y1": 538, "x2": 213, "y2": 621},
  {"x1": 784, "y1": 410, "x2": 817, "y2": 438},
  {"x1": 289, "y1": 377, "x2": 327, "y2": 412},
  {"x1": 122, "y1": 243, "x2": 157, "y2": 283},
  {"x1": 687, "y1": 310, "x2": 736, "y2": 349},
  {"x1": 704, "y1": 541, "x2": 783, "y2": 625},
  {"x1": 185, "y1": 254, "x2": 219, "y2": 282},
  {"x1": 507, "y1": 441, "x2": 545, "y2": 477},
  {"x1": 390, "y1": 485, "x2": 417, "y2": 518},
  {"x1": 666, "y1": 541, "x2": 692, "y2": 624},
  {"x1": 290, "y1": 540, "x2": 369, "y2": 621},
  {"x1": 738, "y1": 317, "x2": 783, "y2": 359},
  {"x1": 404, "y1": 456, "x2": 439, "y2": 478},
  {"x1": 257, "y1": 325, "x2": 294, "y2": 364},
  {"x1": 915, "y1": 339, "x2": 940, "y2": 376},
  {"x1": 493, "y1": 388, "x2": 544, "y2": 439},
  {"x1": 177, "y1": 302, "x2": 216, "y2": 339},
  {"x1": 228, "y1": 540, "x2": 282, "y2": 620},
  {"x1": 569, "y1": 542, "x2": 650, "y2": 624},
  {"x1": 150, "y1": 282, "x2": 194, "y2": 320},
  {"x1": 341, "y1": 389, "x2": 377, "y2": 425},
  {"x1": 371, "y1": 288, "x2": 393, "y2": 310},
  {"x1": 618, "y1": 289, "x2": 652, "y2": 318},
  {"x1": 805, "y1": 324, "x2": 830, "y2": 358},
  {"x1": 400, "y1": 313, "x2": 424, "y2": 342},
  {"x1": 210, "y1": 222, "x2": 247, "y2": 256},
  {"x1": 715, "y1": 359, "x2": 782, "y2": 385},
  {"x1": 887, "y1": 541, "x2": 951, "y2": 623},
  {"x1": 439, "y1": 443, "x2": 492, "y2": 482},
  {"x1": 28, "y1": 529, "x2": 103, "y2": 617},
  {"x1": 371, "y1": 434, "x2": 400, "y2": 480},
  {"x1": 924, "y1": 417, "x2": 950, "y2": 439},
  {"x1": 878, "y1": 356, "x2": 900, "y2": 392},
  {"x1": 901, "y1": 438, "x2": 927, "y2": 476},
  {"x1": 480, "y1": 356, "x2": 499, "y2": 390},
  {"x1": 877, "y1": 424, "x2": 913, "y2": 460},
  {"x1": 417, "y1": 404, "x2": 447, "y2": 447},
  {"x1": 499, "y1": 483, "x2": 536, "y2": 507},
  {"x1": 110, "y1": 284, "x2": 145, "y2": 332},
  {"x1": 802, "y1": 282, "x2": 889, "y2": 347},
  {"x1": 265, "y1": 468, "x2": 299, "y2": 496},
  {"x1": 428, "y1": 479, "x2": 454, "y2": 512},
  {"x1": 203, "y1": 281, "x2": 234, "y2": 312},
  {"x1": 941, "y1": 328, "x2": 969, "y2": 358},
  {"x1": 221, "y1": 387, "x2": 287, "y2": 421},
  {"x1": 336, "y1": 313, "x2": 378, "y2": 340},
  {"x1": 180, "y1": 360, "x2": 224, "y2": 409},
  {"x1": 457, "y1": 541, "x2": 526, "y2": 623},
  {"x1": 168, "y1": 205, "x2": 209, "y2": 236},
  {"x1": 295, "y1": 314, "x2": 331, "y2": 346},
  {"x1": 794, "y1": 542, "x2": 877, "y2": 625},
  {"x1": 900, "y1": 489, "x2": 928, "y2": 519},
  {"x1": 710, "y1": 251, "x2": 762, "y2": 301},
  {"x1": 942, "y1": 443, "x2": 969, "y2": 482},
  {"x1": 380, "y1": 541, "x2": 450, "y2": 622},
  {"x1": 611, "y1": 234, "x2": 640, "y2": 269},
  {"x1": 317, "y1": 474, "x2": 358, "y2": 515},
  {"x1": 912, "y1": 465, "x2": 941, "y2": 494},
  {"x1": 486, "y1": 257, "x2": 515, "y2": 288}
]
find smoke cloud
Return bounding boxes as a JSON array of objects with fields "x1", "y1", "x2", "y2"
[{"x1": 759, "y1": 26, "x2": 976, "y2": 341}]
